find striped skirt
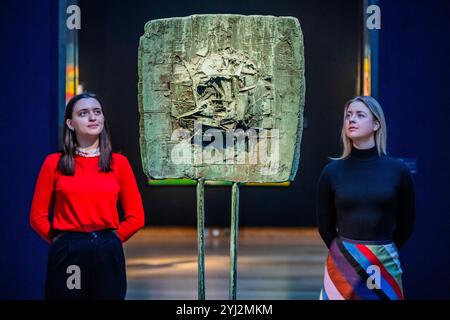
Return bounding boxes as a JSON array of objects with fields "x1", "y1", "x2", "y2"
[{"x1": 320, "y1": 236, "x2": 404, "y2": 300}]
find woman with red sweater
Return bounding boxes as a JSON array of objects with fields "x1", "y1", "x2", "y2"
[{"x1": 30, "y1": 92, "x2": 145, "y2": 300}]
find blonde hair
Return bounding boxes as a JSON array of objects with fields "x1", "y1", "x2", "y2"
[{"x1": 333, "y1": 96, "x2": 387, "y2": 160}]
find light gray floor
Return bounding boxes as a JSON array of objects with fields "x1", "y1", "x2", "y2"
[{"x1": 124, "y1": 227, "x2": 327, "y2": 300}]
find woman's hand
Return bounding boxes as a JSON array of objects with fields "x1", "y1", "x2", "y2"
[
  {"x1": 112, "y1": 230, "x2": 120, "y2": 239},
  {"x1": 51, "y1": 233, "x2": 64, "y2": 243}
]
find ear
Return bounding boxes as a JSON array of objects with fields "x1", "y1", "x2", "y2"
[
  {"x1": 66, "y1": 119, "x2": 74, "y2": 131},
  {"x1": 374, "y1": 120, "x2": 380, "y2": 132}
]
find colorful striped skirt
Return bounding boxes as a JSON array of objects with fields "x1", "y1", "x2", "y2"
[{"x1": 320, "y1": 236, "x2": 404, "y2": 300}]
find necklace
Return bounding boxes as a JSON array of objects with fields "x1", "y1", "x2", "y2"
[{"x1": 75, "y1": 147, "x2": 100, "y2": 157}]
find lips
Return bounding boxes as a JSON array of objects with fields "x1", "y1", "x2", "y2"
[{"x1": 88, "y1": 124, "x2": 99, "y2": 128}]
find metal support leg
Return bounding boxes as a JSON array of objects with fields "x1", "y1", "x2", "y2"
[
  {"x1": 197, "y1": 178, "x2": 205, "y2": 300},
  {"x1": 229, "y1": 182, "x2": 240, "y2": 300}
]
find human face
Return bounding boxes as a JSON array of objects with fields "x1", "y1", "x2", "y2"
[
  {"x1": 344, "y1": 101, "x2": 380, "y2": 142},
  {"x1": 66, "y1": 98, "x2": 104, "y2": 137}
]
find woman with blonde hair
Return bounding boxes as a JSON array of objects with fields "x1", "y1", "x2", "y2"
[{"x1": 317, "y1": 96, "x2": 415, "y2": 300}]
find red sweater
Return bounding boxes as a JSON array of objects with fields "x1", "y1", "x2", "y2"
[{"x1": 30, "y1": 152, "x2": 145, "y2": 243}]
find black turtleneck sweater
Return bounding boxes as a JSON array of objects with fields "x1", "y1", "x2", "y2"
[{"x1": 316, "y1": 146, "x2": 415, "y2": 249}]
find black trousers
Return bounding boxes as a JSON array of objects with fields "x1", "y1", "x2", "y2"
[{"x1": 45, "y1": 229, "x2": 126, "y2": 300}]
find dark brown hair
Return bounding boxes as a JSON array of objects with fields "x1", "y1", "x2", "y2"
[{"x1": 58, "y1": 92, "x2": 113, "y2": 175}]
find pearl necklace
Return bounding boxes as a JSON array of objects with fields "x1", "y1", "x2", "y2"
[{"x1": 75, "y1": 147, "x2": 100, "y2": 157}]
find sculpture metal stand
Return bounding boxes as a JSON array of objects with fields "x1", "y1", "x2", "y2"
[
  {"x1": 229, "y1": 182, "x2": 240, "y2": 300},
  {"x1": 196, "y1": 180, "x2": 239, "y2": 300},
  {"x1": 196, "y1": 179, "x2": 206, "y2": 299}
]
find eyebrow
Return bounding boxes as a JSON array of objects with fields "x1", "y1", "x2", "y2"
[
  {"x1": 77, "y1": 107, "x2": 102, "y2": 112},
  {"x1": 346, "y1": 110, "x2": 367, "y2": 114}
]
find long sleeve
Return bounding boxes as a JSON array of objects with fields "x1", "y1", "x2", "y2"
[
  {"x1": 393, "y1": 166, "x2": 416, "y2": 249},
  {"x1": 316, "y1": 165, "x2": 337, "y2": 248},
  {"x1": 116, "y1": 156, "x2": 145, "y2": 243},
  {"x1": 30, "y1": 155, "x2": 56, "y2": 243}
]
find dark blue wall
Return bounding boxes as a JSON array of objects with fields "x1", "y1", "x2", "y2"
[
  {"x1": 379, "y1": 0, "x2": 450, "y2": 299},
  {"x1": 0, "y1": 0, "x2": 58, "y2": 299}
]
